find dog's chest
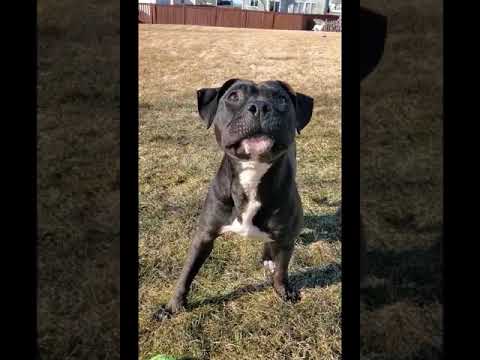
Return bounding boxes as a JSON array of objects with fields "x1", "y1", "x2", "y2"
[{"x1": 220, "y1": 161, "x2": 272, "y2": 241}]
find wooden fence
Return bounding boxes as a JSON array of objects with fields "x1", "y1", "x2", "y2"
[{"x1": 138, "y1": 4, "x2": 340, "y2": 31}]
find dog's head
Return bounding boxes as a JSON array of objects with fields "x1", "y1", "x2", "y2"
[{"x1": 196, "y1": 79, "x2": 314, "y2": 162}]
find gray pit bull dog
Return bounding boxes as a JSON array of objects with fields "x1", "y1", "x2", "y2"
[{"x1": 155, "y1": 79, "x2": 314, "y2": 320}]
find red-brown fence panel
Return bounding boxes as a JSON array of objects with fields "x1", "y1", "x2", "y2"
[
  {"x1": 154, "y1": 5, "x2": 185, "y2": 25},
  {"x1": 274, "y1": 13, "x2": 304, "y2": 30},
  {"x1": 302, "y1": 14, "x2": 317, "y2": 30},
  {"x1": 245, "y1": 10, "x2": 274, "y2": 29},
  {"x1": 215, "y1": 8, "x2": 244, "y2": 28},
  {"x1": 185, "y1": 6, "x2": 217, "y2": 26},
  {"x1": 139, "y1": 4, "x2": 340, "y2": 31}
]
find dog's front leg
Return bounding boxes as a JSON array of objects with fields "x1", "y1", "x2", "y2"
[
  {"x1": 271, "y1": 243, "x2": 300, "y2": 303},
  {"x1": 157, "y1": 230, "x2": 217, "y2": 319},
  {"x1": 154, "y1": 189, "x2": 232, "y2": 320},
  {"x1": 154, "y1": 230, "x2": 217, "y2": 321}
]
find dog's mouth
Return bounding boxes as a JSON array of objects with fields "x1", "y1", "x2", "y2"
[{"x1": 226, "y1": 134, "x2": 275, "y2": 157}]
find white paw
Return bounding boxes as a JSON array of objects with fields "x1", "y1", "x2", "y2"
[{"x1": 263, "y1": 260, "x2": 276, "y2": 274}]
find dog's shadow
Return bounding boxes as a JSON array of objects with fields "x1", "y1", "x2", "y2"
[
  {"x1": 361, "y1": 240, "x2": 442, "y2": 309},
  {"x1": 298, "y1": 213, "x2": 340, "y2": 245},
  {"x1": 186, "y1": 262, "x2": 341, "y2": 310}
]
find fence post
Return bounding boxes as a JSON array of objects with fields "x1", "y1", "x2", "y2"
[
  {"x1": 272, "y1": 11, "x2": 275, "y2": 29},
  {"x1": 215, "y1": 6, "x2": 218, "y2": 27}
]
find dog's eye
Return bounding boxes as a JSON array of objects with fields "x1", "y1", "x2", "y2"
[
  {"x1": 278, "y1": 95, "x2": 288, "y2": 106},
  {"x1": 227, "y1": 91, "x2": 240, "y2": 102}
]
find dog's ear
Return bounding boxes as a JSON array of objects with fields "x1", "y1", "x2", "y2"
[
  {"x1": 360, "y1": 7, "x2": 387, "y2": 81},
  {"x1": 276, "y1": 81, "x2": 314, "y2": 134},
  {"x1": 197, "y1": 78, "x2": 239, "y2": 129},
  {"x1": 294, "y1": 92, "x2": 314, "y2": 134}
]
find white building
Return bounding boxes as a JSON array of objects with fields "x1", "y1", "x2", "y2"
[
  {"x1": 140, "y1": 0, "x2": 197, "y2": 4},
  {"x1": 139, "y1": 0, "x2": 341, "y2": 15},
  {"x1": 328, "y1": 0, "x2": 341, "y2": 14},
  {"x1": 234, "y1": 0, "x2": 340, "y2": 14}
]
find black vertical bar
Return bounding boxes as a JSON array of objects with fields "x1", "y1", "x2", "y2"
[
  {"x1": 442, "y1": 0, "x2": 448, "y2": 357},
  {"x1": 32, "y1": 0, "x2": 38, "y2": 357},
  {"x1": 121, "y1": 0, "x2": 139, "y2": 359},
  {"x1": 342, "y1": 1, "x2": 359, "y2": 359}
]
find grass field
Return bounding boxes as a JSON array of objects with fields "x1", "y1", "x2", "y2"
[
  {"x1": 359, "y1": 1, "x2": 443, "y2": 359},
  {"x1": 139, "y1": 25, "x2": 341, "y2": 360},
  {"x1": 38, "y1": 1, "x2": 120, "y2": 359}
]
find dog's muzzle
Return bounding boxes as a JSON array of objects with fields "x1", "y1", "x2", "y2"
[{"x1": 239, "y1": 135, "x2": 274, "y2": 155}]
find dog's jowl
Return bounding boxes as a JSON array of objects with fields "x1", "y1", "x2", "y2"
[{"x1": 156, "y1": 79, "x2": 314, "y2": 319}]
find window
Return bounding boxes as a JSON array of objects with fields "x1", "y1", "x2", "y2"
[
  {"x1": 269, "y1": 0, "x2": 280, "y2": 11},
  {"x1": 329, "y1": 1, "x2": 342, "y2": 13},
  {"x1": 293, "y1": 0, "x2": 314, "y2": 14},
  {"x1": 250, "y1": 0, "x2": 258, "y2": 6},
  {"x1": 305, "y1": 3, "x2": 312, "y2": 14}
]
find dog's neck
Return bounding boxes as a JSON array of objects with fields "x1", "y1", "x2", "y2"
[
  {"x1": 236, "y1": 161, "x2": 271, "y2": 198},
  {"x1": 226, "y1": 143, "x2": 297, "y2": 196}
]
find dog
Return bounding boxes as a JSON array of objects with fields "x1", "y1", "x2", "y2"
[{"x1": 155, "y1": 79, "x2": 314, "y2": 319}]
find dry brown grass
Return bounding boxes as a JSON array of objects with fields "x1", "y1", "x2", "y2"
[
  {"x1": 37, "y1": 1, "x2": 120, "y2": 358},
  {"x1": 139, "y1": 25, "x2": 341, "y2": 360},
  {"x1": 359, "y1": 1, "x2": 442, "y2": 359}
]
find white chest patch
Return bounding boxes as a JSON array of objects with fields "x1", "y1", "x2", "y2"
[{"x1": 220, "y1": 161, "x2": 273, "y2": 241}]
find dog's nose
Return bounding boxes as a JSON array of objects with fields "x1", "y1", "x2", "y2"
[
  {"x1": 247, "y1": 101, "x2": 271, "y2": 118},
  {"x1": 248, "y1": 104, "x2": 258, "y2": 116}
]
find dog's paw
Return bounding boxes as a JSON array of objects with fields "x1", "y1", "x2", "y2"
[
  {"x1": 152, "y1": 306, "x2": 173, "y2": 322},
  {"x1": 274, "y1": 285, "x2": 301, "y2": 303},
  {"x1": 283, "y1": 287, "x2": 301, "y2": 303},
  {"x1": 152, "y1": 299, "x2": 185, "y2": 321}
]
